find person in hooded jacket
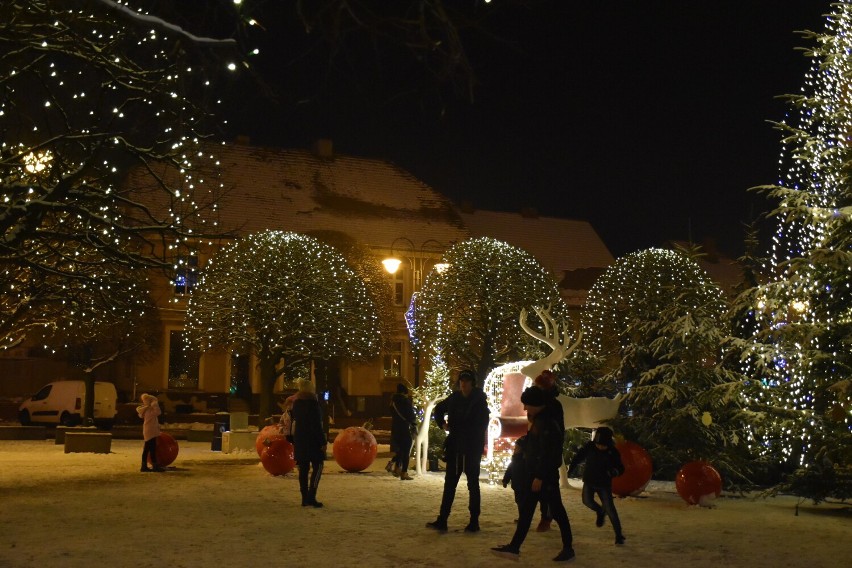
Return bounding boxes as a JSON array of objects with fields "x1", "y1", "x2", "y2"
[
  {"x1": 491, "y1": 386, "x2": 575, "y2": 562},
  {"x1": 291, "y1": 380, "x2": 327, "y2": 508},
  {"x1": 390, "y1": 383, "x2": 417, "y2": 480},
  {"x1": 137, "y1": 393, "x2": 165, "y2": 473},
  {"x1": 426, "y1": 369, "x2": 490, "y2": 533},
  {"x1": 568, "y1": 426, "x2": 626, "y2": 544},
  {"x1": 532, "y1": 369, "x2": 564, "y2": 532}
]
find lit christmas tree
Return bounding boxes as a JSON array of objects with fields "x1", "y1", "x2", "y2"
[
  {"x1": 584, "y1": 248, "x2": 755, "y2": 482},
  {"x1": 746, "y1": 1, "x2": 852, "y2": 494},
  {"x1": 185, "y1": 231, "x2": 381, "y2": 418},
  {"x1": 412, "y1": 237, "x2": 568, "y2": 379}
]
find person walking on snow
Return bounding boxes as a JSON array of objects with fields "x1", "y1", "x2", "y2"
[
  {"x1": 568, "y1": 426, "x2": 626, "y2": 545},
  {"x1": 426, "y1": 369, "x2": 490, "y2": 533},
  {"x1": 137, "y1": 393, "x2": 165, "y2": 473},
  {"x1": 491, "y1": 386, "x2": 575, "y2": 562}
]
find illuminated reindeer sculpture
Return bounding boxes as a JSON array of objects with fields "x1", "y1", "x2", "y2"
[{"x1": 483, "y1": 306, "x2": 622, "y2": 467}]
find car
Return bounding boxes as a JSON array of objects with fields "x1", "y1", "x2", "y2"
[{"x1": 18, "y1": 380, "x2": 118, "y2": 429}]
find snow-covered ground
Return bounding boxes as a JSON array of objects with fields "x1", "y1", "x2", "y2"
[{"x1": 0, "y1": 439, "x2": 849, "y2": 568}]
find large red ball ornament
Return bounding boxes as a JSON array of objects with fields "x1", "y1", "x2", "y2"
[
  {"x1": 261, "y1": 438, "x2": 296, "y2": 476},
  {"x1": 256, "y1": 424, "x2": 286, "y2": 457},
  {"x1": 612, "y1": 441, "x2": 653, "y2": 497},
  {"x1": 333, "y1": 426, "x2": 378, "y2": 472},
  {"x1": 675, "y1": 460, "x2": 722, "y2": 506},
  {"x1": 148, "y1": 432, "x2": 179, "y2": 467}
]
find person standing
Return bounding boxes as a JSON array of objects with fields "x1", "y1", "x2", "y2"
[
  {"x1": 390, "y1": 383, "x2": 417, "y2": 480},
  {"x1": 491, "y1": 386, "x2": 575, "y2": 562},
  {"x1": 533, "y1": 369, "x2": 564, "y2": 531},
  {"x1": 426, "y1": 369, "x2": 490, "y2": 533},
  {"x1": 291, "y1": 380, "x2": 327, "y2": 508},
  {"x1": 137, "y1": 393, "x2": 165, "y2": 473},
  {"x1": 568, "y1": 426, "x2": 626, "y2": 545}
]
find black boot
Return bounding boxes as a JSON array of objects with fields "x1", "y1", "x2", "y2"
[
  {"x1": 308, "y1": 488, "x2": 323, "y2": 508},
  {"x1": 425, "y1": 516, "x2": 448, "y2": 532}
]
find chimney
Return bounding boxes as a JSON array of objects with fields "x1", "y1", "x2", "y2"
[{"x1": 312, "y1": 139, "x2": 334, "y2": 159}]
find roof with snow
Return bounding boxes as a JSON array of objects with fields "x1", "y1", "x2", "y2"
[
  {"x1": 181, "y1": 140, "x2": 471, "y2": 249},
  {"x1": 457, "y1": 209, "x2": 614, "y2": 276}
]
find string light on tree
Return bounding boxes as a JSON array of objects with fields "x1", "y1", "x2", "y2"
[{"x1": 746, "y1": 1, "x2": 852, "y2": 471}]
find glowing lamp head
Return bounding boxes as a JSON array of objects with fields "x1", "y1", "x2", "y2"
[{"x1": 382, "y1": 257, "x2": 402, "y2": 274}]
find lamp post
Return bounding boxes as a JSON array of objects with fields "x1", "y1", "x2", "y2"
[{"x1": 382, "y1": 237, "x2": 446, "y2": 387}]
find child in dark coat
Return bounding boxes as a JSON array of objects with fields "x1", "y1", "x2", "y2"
[
  {"x1": 502, "y1": 435, "x2": 528, "y2": 518},
  {"x1": 568, "y1": 426, "x2": 626, "y2": 545}
]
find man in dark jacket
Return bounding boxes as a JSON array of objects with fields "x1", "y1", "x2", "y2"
[
  {"x1": 390, "y1": 383, "x2": 417, "y2": 480},
  {"x1": 491, "y1": 386, "x2": 575, "y2": 562},
  {"x1": 568, "y1": 426, "x2": 626, "y2": 544},
  {"x1": 426, "y1": 369, "x2": 490, "y2": 533}
]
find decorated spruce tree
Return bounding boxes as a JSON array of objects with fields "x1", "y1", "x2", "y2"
[
  {"x1": 584, "y1": 248, "x2": 755, "y2": 482},
  {"x1": 744, "y1": 1, "x2": 852, "y2": 501},
  {"x1": 185, "y1": 231, "x2": 381, "y2": 418},
  {"x1": 412, "y1": 237, "x2": 568, "y2": 378}
]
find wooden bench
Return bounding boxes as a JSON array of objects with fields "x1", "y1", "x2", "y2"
[
  {"x1": 0, "y1": 425, "x2": 48, "y2": 440},
  {"x1": 64, "y1": 432, "x2": 112, "y2": 454}
]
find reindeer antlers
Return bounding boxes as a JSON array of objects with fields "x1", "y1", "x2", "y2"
[{"x1": 519, "y1": 305, "x2": 582, "y2": 379}]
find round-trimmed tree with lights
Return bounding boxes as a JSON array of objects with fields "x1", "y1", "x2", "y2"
[
  {"x1": 185, "y1": 231, "x2": 381, "y2": 419},
  {"x1": 584, "y1": 247, "x2": 753, "y2": 482},
  {"x1": 411, "y1": 237, "x2": 569, "y2": 378}
]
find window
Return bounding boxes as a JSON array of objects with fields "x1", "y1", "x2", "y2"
[
  {"x1": 174, "y1": 252, "x2": 198, "y2": 295},
  {"x1": 167, "y1": 330, "x2": 199, "y2": 389},
  {"x1": 383, "y1": 341, "x2": 403, "y2": 378},
  {"x1": 391, "y1": 269, "x2": 404, "y2": 306}
]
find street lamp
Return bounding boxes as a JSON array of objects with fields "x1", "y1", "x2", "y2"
[{"x1": 382, "y1": 237, "x2": 447, "y2": 386}]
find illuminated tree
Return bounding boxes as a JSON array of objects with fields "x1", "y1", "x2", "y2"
[
  {"x1": 306, "y1": 230, "x2": 395, "y2": 354},
  {"x1": 412, "y1": 237, "x2": 568, "y2": 379},
  {"x1": 584, "y1": 248, "x2": 755, "y2": 482},
  {"x1": 744, "y1": 2, "x2": 852, "y2": 496},
  {"x1": 185, "y1": 231, "x2": 381, "y2": 418},
  {"x1": 410, "y1": 355, "x2": 452, "y2": 475},
  {"x1": 0, "y1": 1, "x2": 245, "y2": 349}
]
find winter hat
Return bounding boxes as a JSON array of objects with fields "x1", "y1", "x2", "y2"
[
  {"x1": 458, "y1": 369, "x2": 477, "y2": 386},
  {"x1": 140, "y1": 393, "x2": 156, "y2": 405},
  {"x1": 396, "y1": 383, "x2": 408, "y2": 394},
  {"x1": 520, "y1": 386, "x2": 547, "y2": 407},
  {"x1": 593, "y1": 427, "x2": 614, "y2": 446},
  {"x1": 534, "y1": 370, "x2": 557, "y2": 391}
]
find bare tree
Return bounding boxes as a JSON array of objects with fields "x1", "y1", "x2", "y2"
[{"x1": 0, "y1": 0, "x2": 244, "y2": 348}]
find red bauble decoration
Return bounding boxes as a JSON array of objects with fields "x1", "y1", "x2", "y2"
[
  {"x1": 256, "y1": 424, "x2": 286, "y2": 457},
  {"x1": 332, "y1": 426, "x2": 378, "y2": 472},
  {"x1": 260, "y1": 438, "x2": 296, "y2": 476},
  {"x1": 611, "y1": 441, "x2": 653, "y2": 497},
  {"x1": 675, "y1": 460, "x2": 722, "y2": 506},
  {"x1": 148, "y1": 432, "x2": 179, "y2": 467}
]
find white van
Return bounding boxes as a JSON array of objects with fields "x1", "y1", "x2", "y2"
[{"x1": 18, "y1": 381, "x2": 118, "y2": 429}]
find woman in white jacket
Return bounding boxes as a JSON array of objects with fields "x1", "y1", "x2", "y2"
[{"x1": 137, "y1": 394, "x2": 165, "y2": 472}]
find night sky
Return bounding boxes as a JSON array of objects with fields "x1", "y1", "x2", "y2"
[{"x1": 227, "y1": 1, "x2": 830, "y2": 258}]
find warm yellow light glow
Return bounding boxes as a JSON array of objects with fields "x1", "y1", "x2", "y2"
[
  {"x1": 382, "y1": 257, "x2": 402, "y2": 274},
  {"x1": 23, "y1": 150, "x2": 52, "y2": 174},
  {"x1": 434, "y1": 263, "x2": 449, "y2": 274}
]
